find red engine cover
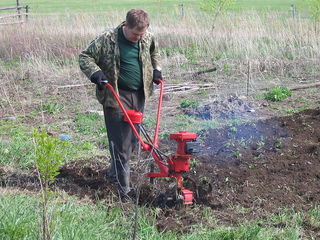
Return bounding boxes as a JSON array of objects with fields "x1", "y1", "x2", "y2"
[
  {"x1": 123, "y1": 110, "x2": 143, "y2": 124},
  {"x1": 170, "y1": 131, "x2": 197, "y2": 155},
  {"x1": 170, "y1": 131, "x2": 197, "y2": 141}
]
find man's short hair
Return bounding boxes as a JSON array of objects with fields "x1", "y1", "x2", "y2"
[{"x1": 126, "y1": 9, "x2": 149, "y2": 30}]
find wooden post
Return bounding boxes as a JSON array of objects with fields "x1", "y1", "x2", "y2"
[
  {"x1": 247, "y1": 61, "x2": 251, "y2": 97},
  {"x1": 291, "y1": 4, "x2": 296, "y2": 18},
  {"x1": 26, "y1": 5, "x2": 29, "y2": 21},
  {"x1": 179, "y1": 4, "x2": 185, "y2": 18},
  {"x1": 16, "y1": 0, "x2": 21, "y2": 20}
]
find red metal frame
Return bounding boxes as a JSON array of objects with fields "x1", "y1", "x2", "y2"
[{"x1": 104, "y1": 80, "x2": 195, "y2": 205}]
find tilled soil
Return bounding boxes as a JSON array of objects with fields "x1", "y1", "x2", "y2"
[{"x1": 1, "y1": 108, "x2": 320, "y2": 233}]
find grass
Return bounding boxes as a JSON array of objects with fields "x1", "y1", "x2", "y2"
[
  {"x1": 0, "y1": 121, "x2": 34, "y2": 168},
  {"x1": 1, "y1": 191, "x2": 319, "y2": 239},
  {"x1": 74, "y1": 112, "x2": 105, "y2": 135},
  {"x1": 0, "y1": 119, "x2": 107, "y2": 169}
]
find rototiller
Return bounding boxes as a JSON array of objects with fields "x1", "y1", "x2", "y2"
[{"x1": 102, "y1": 79, "x2": 200, "y2": 206}]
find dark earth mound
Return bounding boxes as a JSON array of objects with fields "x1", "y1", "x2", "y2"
[{"x1": 1, "y1": 108, "x2": 320, "y2": 233}]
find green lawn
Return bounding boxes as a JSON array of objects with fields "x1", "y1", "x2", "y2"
[{"x1": 0, "y1": 0, "x2": 308, "y2": 14}]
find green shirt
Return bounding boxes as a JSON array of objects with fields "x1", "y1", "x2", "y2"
[
  {"x1": 79, "y1": 21, "x2": 161, "y2": 108},
  {"x1": 117, "y1": 27, "x2": 142, "y2": 91}
]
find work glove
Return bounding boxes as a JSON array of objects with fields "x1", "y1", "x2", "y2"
[
  {"x1": 153, "y1": 69, "x2": 162, "y2": 85},
  {"x1": 90, "y1": 70, "x2": 108, "y2": 90}
]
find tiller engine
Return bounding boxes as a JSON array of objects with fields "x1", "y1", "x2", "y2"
[{"x1": 102, "y1": 79, "x2": 200, "y2": 206}]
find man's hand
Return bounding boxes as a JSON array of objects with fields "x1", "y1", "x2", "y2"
[
  {"x1": 153, "y1": 69, "x2": 162, "y2": 85},
  {"x1": 90, "y1": 71, "x2": 108, "y2": 89}
]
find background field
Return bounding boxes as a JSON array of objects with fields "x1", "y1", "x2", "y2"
[{"x1": 0, "y1": 0, "x2": 307, "y2": 14}]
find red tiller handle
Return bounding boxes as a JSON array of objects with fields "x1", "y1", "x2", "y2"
[
  {"x1": 103, "y1": 81, "x2": 151, "y2": 151},
  {"x1": 153, "y1": 78, "x2": 164, "y2": 148}
]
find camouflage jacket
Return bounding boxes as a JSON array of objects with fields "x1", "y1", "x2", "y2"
[{"x1": 79, "y1": 22, "x2": 161, "y2": 108}]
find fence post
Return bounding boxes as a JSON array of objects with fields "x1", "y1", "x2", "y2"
[
  {"x1": 26, "y1": 5, "x2": 29, "y2": 21},
  {"x1": 16, "y1": 0, "x2": 21, "y2": 20},
  {"x1": 291, "y1": 4, "x2": 296, "y2": 18},
  {"x1": 179, "y1": 4, "x2": 185, "y2": 18}
]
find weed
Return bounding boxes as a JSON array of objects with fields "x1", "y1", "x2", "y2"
[
  {"x1": 197, "y1": 89, "x2": 207, "y2": 95},
  {"x1": 248, "y1": 164, "x2": 257, "y2": 169},
  {"x1": 179, "y1": 99, "x2": 199, "y2": 108},
  {"x1": 232, "y1": 151, "x2": 242, "y2": 158},
  {"x1": 274, "y1": 140, "x2": 284, "y2": 149},
  {"x1": 265, "y1": 86, "x2": 292, "y2": 102},
  {"x1": 42, "y1": 103, "x2": 64, "y2": 114},
  {"x1": 256, "y1": 139, "x2": 265, "y2": 150},
  {"x1": 190, "y1": 158, "x2": 199, "y2": 169},
  {"x1": 286, "y1": 108, "x2": 295, "y2": 114}
]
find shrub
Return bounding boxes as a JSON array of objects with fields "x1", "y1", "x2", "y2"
[
  {"x1": 180, "y1": 99, "x2": 199, "y2": 108},
  {"x1": 265, "y1": 86, "x2": 292, "y2": 102}
]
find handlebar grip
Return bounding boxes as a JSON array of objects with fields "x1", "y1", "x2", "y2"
[
  {"x1": 100, "y1": 80, "x2": 109, "y2": 84},
  {"x1": 154, "y1": 78, "x2": 163, "y2": 85}
]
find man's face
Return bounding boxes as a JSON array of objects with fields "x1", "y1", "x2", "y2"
[{"x1": 123, "y1": 25, "x2": 147, "y2": 42}]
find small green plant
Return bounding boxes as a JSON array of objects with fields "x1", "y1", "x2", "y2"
[
  {"x1": 256, "y1": 140, "x2": 265, "y2": 150},
  {"x1": 265, "y1": 86, "x2": 292, "y2": 102},
  {"x1": 197, "y1": 89, "x2": 207, "y2": 95},
  {"x1": 286, "y1": 108, "x2": 296, "y2": 114},
  {"x1": 232, "y1": 151, "x2": 242, "y2": 158},
  {"x1": 190, "y1": 158, "x2": 199, "y2": 168},
  {"x1": 274, "y1": 140, "x2": 284, "y2": 149},
  {"x1": 41, "y1": 103, "x2": 64, "y2": 114},
  {"x1": 179, "y1": 99, "x2": 199, "y2": 108},
  {"x1": 33, "y1": 129, "x2": 67, "y2": 240},
  {"x1": 248, "y1": 164, "x2": 257, "y2": 169}
]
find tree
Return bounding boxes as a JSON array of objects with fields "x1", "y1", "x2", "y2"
[
  {"x1": 200, "y1": 0, "x2": 236, "y2": 29},
  {"x1": 307, "y1": 0, "x2": 320, "y2": 32},
  {"x1": 33, "y1": 129, "x2": 67, "y2": 240}
]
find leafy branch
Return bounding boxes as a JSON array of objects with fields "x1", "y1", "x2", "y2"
[{"x1": 33, "y1": 129, "x2": 67, "y2": 240}]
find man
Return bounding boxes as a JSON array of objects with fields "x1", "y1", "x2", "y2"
[{"x1": 79, "y1": 9, "x2": 162, "y2": 201}]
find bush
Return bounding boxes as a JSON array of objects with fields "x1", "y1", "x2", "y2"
[
  {"x1": 265, "y1": 86, "x2": 292, "y2": 102},
  {"x1": 180, "y1": 99, "x2": 199, "y2": 108}
]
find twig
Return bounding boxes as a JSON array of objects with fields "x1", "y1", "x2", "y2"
[
  {"x1": 247, "y1": 60, "x2": 251, "y2": 97},
  {"x1": 155, "y1": 83, "x2": 216, "y2": 94},
  {"x1": 181, "y1": 67, "x2": 217, "y2": 77},
  {"x1": 289, "y1": 82, "x2": 320, "y2": 91},
  {"x1": 55, "y1": 83, "x2": 91, "y2": 89}
]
